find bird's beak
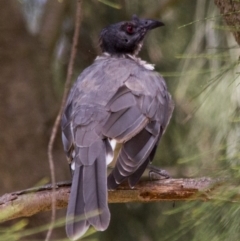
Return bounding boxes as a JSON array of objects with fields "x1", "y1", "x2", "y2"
[
  {"x1": 143, "y1": 19, "x2": 165, "y2": 30},
  {"x1": 132, "y1": 15, "x2": 164, "y2": 30}
]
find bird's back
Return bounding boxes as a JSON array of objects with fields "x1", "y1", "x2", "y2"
[{"x1": 66, "y1": 55, "x2": 168, "y2": 109}]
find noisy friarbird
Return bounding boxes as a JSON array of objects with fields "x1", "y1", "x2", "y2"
[{"x1": 61, "y1": 15, "x2": 174, "y2": 240}]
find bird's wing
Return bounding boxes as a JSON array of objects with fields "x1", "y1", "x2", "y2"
[{"x1": 104, "y1": 66, "x2": 174, "y2": 189}]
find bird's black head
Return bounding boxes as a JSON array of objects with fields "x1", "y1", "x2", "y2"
[{"x1": 99, "y1": 15, "x2": 164, "y2": 56}]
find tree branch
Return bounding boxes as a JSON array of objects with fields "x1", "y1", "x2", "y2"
[
  {"x1": 0, "y1": 177, "x2": 233, "y2": 223},
  {"x1": 214, "y1": 0, "x2": 240, "y2": 46}
]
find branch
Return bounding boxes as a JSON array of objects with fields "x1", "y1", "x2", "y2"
[
  {"x1": 0, "y1": 177, "x2": 232, "y2": 223},
  {"x1": 214, "y1": 0, "x2": 240, "y2": 46}
]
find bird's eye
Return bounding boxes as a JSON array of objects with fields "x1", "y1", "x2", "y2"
[{"x1": 126, "y1": 24, "x2": 134, "y2": 34}]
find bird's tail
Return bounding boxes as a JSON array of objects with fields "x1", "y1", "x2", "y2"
[{"x1": 66, "y1": 142, "x2": 110, "y2": 240}]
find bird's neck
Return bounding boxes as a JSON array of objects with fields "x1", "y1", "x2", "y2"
[{"x1": 96, "y1": 52, "x2": 155, "y2": 71}]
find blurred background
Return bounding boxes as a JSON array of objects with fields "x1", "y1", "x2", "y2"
[{"x1": 0, "y1": 0, "x2": 240, "y2": 240}]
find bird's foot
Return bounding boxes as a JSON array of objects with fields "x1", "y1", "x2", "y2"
[{"x1": 148, "y1": 165, "x2": 170, "y2": 181}]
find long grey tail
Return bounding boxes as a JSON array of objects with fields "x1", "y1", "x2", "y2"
[{"x1": 66, "y1": 143, "x2": 110, "y2": 240}]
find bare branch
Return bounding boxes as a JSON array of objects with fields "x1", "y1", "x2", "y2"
[{"x1": 0, "y1": 177, "x2": 234, "y2": 223}]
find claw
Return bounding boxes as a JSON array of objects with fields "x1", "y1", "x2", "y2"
[{"x1": 148, "y1": 164, "x2": 170, "y2": 181}]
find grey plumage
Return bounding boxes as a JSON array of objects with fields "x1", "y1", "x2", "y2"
[{"x1": 61, "y1": 15, "x2": 174, "y2": 240}]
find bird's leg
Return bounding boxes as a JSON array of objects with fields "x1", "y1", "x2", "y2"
[{"x1": 147, "y1": 164, "x2": 170, "y2": 181}]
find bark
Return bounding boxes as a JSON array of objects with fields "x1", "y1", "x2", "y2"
[
  {"x1": 215, "y1": 0, "x2": 240, "y2": 45},
  {"x1": 0, "y1": 177, "x2": 232, "y2": 222}
]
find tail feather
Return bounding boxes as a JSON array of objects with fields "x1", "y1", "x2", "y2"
[
  {"x1": 66, "y1": 166, "x2": 89, "y2": 240},
  {"x1": 66, "y1": 142, "x2": 110, "y2": 241},
  {"x1": 83, "y1": 147, "x2": 110, "y2": 230}
]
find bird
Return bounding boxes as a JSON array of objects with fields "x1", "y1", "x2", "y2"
[{"x1": 61, "y1": 14, "x2": 174, "y2": 240}]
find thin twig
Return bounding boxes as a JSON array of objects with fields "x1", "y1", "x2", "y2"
[{"x1": 45, "y1": 1, "x2": 82, "y2": 240}]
